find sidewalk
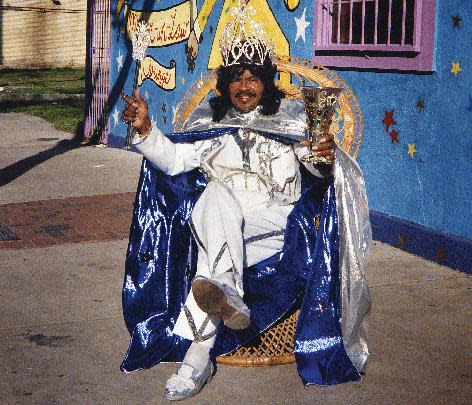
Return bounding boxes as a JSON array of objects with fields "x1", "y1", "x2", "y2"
[{"x1": 0, "y1": 113, "x2": 471, "y2": 404}]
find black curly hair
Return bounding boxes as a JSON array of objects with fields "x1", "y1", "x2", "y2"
[{"x1": 209, "y1": 56, "x2": 285, "y2": 122}]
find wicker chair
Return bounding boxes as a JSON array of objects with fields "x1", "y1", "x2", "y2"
[{"x1": 173, "y1": 56, "x2": 364, "y2": 367}]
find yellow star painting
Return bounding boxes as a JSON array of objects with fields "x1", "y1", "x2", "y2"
[
  {"x1": 408, "y1": 143, "x2": 416, "y2": 158},
  {"x1": 451, "y1": 61, "x2": 462, "y2": 77}
]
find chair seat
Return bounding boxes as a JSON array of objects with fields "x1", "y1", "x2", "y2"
[{"x1": 216, "y1": 309, "x2": 300, "y2": 367}]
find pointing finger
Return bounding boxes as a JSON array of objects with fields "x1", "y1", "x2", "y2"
[
  {"x1": 121, "y1": 91, "x2": 135, "y2": 106},
  {"x1": 134, "y1": 89, "x2": 142, "y2": 101}
]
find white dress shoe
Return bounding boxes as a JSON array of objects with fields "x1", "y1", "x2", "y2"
[
  {"x1": 165, "y1": 359, "x2": 214, "y2": 401},
  {"x1": 192, "y1": 277, "x2": 251, "y2": 330}
]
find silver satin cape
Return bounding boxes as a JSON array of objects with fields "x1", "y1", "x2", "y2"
[{"x1": 181, "y1": 99, "x2": 372, "y2": 373}]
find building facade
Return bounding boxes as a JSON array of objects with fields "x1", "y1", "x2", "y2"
[
  {"x1": 0, "y1": 0, "x2": 87, "y2": 68},
  {"x1": 96, "y1": 0, "x2": 471, "y2": 272},
  {"x1": 313, "y1": 0, "x2": 471, "y2": 270}
]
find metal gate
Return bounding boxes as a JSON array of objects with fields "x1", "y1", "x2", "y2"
[{"x1": 83, "y1": 0, "x2": 111, "y2": 145}]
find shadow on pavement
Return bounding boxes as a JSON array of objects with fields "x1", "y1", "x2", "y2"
[
  {"x1": 0, "y1": 118, "x2": 86, "y2": 187},
  {"x1": 0, "y1": 139, "x2": 85, "y2": 187}
]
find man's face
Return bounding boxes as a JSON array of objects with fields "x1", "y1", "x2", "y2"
[{"x1": 228, "y1": 69, "x2": 264, "y2": 113}]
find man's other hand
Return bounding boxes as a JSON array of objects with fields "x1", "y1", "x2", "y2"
[
  {"x1": 121, "y1": 90, "x2": 152, "y2": 136},
  {"x1": 300, "y1": 132, "x2": 336, "y2": 162}
]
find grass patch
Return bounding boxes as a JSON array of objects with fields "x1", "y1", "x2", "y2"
[
  {"x1": 0, "y1": 68, "x2": 85, "y2": 134},
  {"x1": 1, "y1": 99, "x2": 84, "y2": 134},
  {"x1": 0, "y1": 67, "x2": 85, "y2": 95}
]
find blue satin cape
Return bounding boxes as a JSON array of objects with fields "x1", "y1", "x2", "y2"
[{"x1": 121, "y1": 127, "x2": 360, "y2": 385}]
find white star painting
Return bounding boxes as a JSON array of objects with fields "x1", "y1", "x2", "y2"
[
  {"x1": 294, "y1": 7, "x2": 310, "y2": 43},
  {"x1": 150, "y1": 115, "x2": 157, "y2": 130},
  {"x1": 112, "y1": 107, "x2": 119, "y2": 126},
  {"x1": 116, "y1": 49, "x2": 124, "y2": 69}
]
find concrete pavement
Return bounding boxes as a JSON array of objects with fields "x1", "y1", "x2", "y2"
[{"x1": 0, "y1": 113, "x2": 471, "y2": 404}]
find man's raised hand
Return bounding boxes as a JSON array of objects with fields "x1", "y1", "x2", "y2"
[{"x1": 121, "y1": 90, "x2": 152, "y2": 136}]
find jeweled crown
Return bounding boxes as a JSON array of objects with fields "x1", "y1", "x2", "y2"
[{"x1": 219, "y1": 1, "x2": 274, "y2": 67}]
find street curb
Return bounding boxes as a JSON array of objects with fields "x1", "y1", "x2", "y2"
[{"x1": 0, "y1": 93, "x2": 84, "y2": 103}]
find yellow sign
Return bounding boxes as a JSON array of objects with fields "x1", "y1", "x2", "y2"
[
  {"x1": 125, "y1": 1, "x2": 196, "y2": 47},
  {"x1": 138, "y1": 57, "x2": 176, "y2": 90}
]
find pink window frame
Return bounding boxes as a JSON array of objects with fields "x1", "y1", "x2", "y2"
[{"x1": 313, "y1": 0, "x2": 436, "y2": 71}]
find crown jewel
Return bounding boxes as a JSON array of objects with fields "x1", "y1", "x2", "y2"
[{"x1": 219, "y1": 0, "x2": 274, "y2": 67}]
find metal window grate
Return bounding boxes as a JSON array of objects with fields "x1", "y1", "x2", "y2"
[
  {"x1": 83, "y1": 0, "x2": 111, "y2": 144},
  {"x1": 318, "y1": 0, "x2": 418, "y2": 51}
]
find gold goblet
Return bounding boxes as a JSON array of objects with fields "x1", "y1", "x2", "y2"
[{"x1": 300, "y1": 86, "x2": 341, "y2": 164}]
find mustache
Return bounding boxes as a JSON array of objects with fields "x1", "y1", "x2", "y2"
[{"x1": 235, "y1": 91, "x2": 257, "y2": 98}]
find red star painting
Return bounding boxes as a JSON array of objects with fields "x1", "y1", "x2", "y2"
[
  {"x1": 390, "y1": 128, "x2": 400, "y2": 144},
  {"x1": 382, "y1": 110, "x2": 396, "y2": 132}
]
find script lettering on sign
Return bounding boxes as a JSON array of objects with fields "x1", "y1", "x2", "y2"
[
  {"x1": 125, "y1": 1, "x2": 196, "y2": 47},
  {"x1": 138, "y1": 57, "x2": 176, "y2": 90}
]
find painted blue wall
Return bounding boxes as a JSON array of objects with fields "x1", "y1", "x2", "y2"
[
  {"x1": 108, "y1": 0, "x2": 471, "y2": 242},
  {"x1": 108, "y1": 0, "x2": 314, "y2": 138},
  {"x1": 324, "y1": 0, "x2": 472, "y2": 240}
]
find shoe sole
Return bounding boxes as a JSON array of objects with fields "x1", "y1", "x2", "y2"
[{"x1": 192, "y1": 279, "x2": 250, "y2": 330}]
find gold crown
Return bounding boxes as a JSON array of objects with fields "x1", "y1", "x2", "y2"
[{"x1": 219, "y1": 1, "x2": 274, "y2": 67}]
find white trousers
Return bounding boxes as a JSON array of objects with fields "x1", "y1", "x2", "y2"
[{"x1": 172, "y1": 181, "x2": 293, "y2": 346}]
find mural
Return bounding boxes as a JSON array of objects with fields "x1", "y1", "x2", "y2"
[
  {"x1": 104, "y1": 0, "x2": 472, "y2": 269},
  {"x1": 334, "y1": 0, "x2": 472, "y2": 245},
  {"x1": 108, "y1": 0, "x2": 314, "y2": 140},
  {"x1": 186, "y1": 0, "x2": 292, "y2": 84}
]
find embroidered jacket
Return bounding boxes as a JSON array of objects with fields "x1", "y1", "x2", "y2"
[{"x1": 132, "y1": 105, "x2": 326, "y2": 206}]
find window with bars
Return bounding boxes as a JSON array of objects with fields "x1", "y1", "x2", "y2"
[{"x1": 313, "y1": 0, "x2": 436, "y2": 71}]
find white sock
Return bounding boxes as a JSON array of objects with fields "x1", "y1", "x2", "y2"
[{"x1": 182, "y1": 341, "x2": 212, "y2": 373}]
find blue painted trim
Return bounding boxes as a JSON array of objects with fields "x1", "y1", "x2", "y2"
[
  {"x1": 370, "y1": 210, "x2": 472, "y2": 274},
  {"x1": 107, "y1": 133, "x2": 126, "y2": 149}
]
